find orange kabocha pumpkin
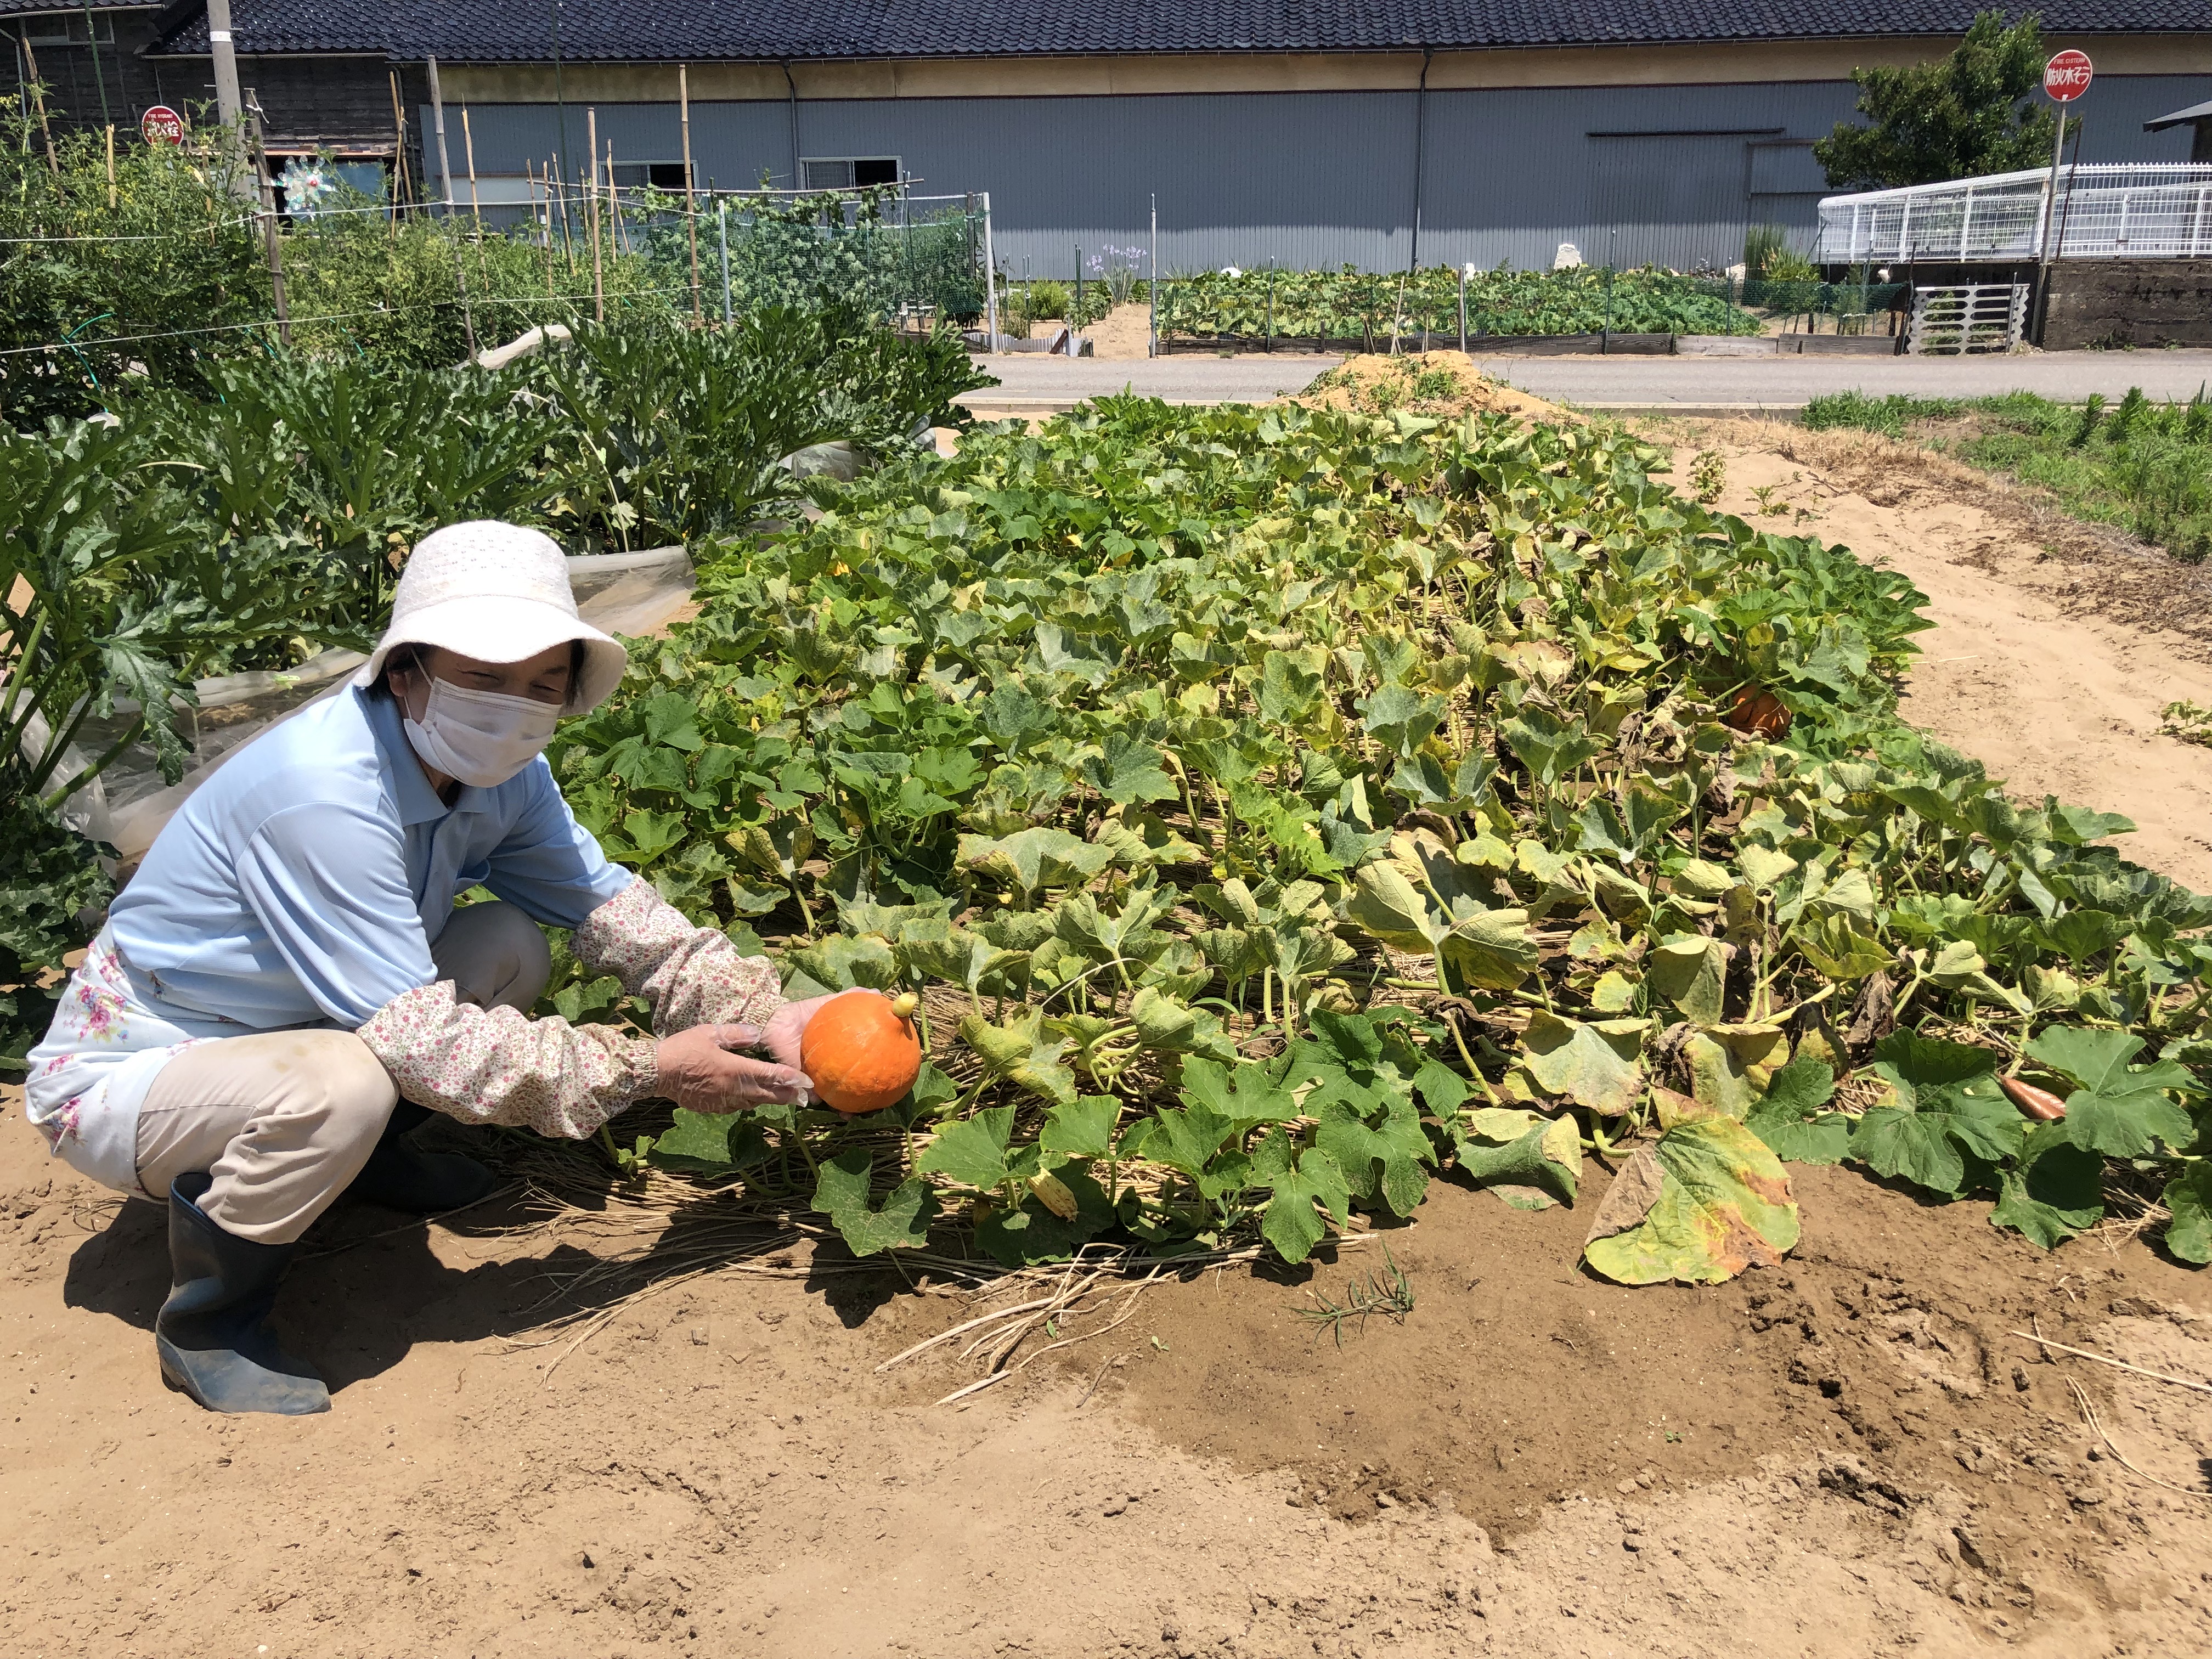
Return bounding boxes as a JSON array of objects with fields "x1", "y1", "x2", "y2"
[
  {"x1": 1725, "y1": 684, "x2": 1792, "y2": 741},
  {"x1": 802, "y1": 990, "x2": 923, "y2": 1115}
]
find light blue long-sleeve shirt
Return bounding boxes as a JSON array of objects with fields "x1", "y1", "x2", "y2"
[{"x1": 110, "y1": 684, "x2": 632, "y2": 1029}]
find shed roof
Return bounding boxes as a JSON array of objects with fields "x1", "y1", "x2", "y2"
[
  {"x1": 142, "y1": 1, "x2": 2212, "y2": 62},
  {"x1": 2146, "y1": 97, "x2": 2212, "y2": 129}
]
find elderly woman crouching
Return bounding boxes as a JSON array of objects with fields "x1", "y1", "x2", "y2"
[{"x1": 24, "y1": 523, "x2": 832, "y2": 1415}]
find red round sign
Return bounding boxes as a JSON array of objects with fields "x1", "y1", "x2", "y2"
[
  {"x1": 140, "y1": 104, "x2": 186, "y2": 145},
  {"x1": 2044, "y1": 50, "x2": 2094, "y2": 102}
]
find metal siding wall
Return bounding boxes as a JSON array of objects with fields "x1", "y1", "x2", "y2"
[
  {"x1": 438, "y1": 74, "x2": 2212, "y2": 274},
  {"x1": 787, "y1": 91, "x2": 1422, "y2": 277}
]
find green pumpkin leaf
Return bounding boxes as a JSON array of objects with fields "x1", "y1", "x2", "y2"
[
  {"x1": 1314, "y1": 1092, "x2": 1433, "y2": 1218},
  {"x1": 1040, "y1": 1094, "x2": 1123, "y2": 1160},
  {"x1": 1744, "y1": 1056, "x2": 1851, "y2": 1164},
  {"x1": 974, "y1": 1162, "x2": 1115, "y2": 1266},
  {"x1": 1989, "y1": 1131, "x2": 2104, "y2": 1250},
  {"x1": 648, "y1": 1106, "x2": 773, "y2": 1173},
  {"x1": 917, "y1": 1105, "x2": 1021, "y2": 1190},
  {"x1": 810, "y1": 1150, "x2": 939, "y2": 1256},
  {"x1": 1851, "y1": 1033, "x2": 2018, "y2": 1195},
  {"x1": 2160, "y1": 1163, "x2": 2212, "y2": 1265},
  {"x1": 1250, "y1": 1128, "x2": 1352, "y2": 1264}
]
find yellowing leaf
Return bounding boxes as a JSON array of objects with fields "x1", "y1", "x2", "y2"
[
  {"x1": 1514, "y1": 1012, "x2": 1645, "y2": 1117},
  {"x1": 1583, "y1": 1119, "x2": 1799, "y2": 1286}
]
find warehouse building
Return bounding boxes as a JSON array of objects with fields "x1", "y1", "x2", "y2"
[{"x1": 7, "y1": 1, "x2": 2209, "y2": 275}]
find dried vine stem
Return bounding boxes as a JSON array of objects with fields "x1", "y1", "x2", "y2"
[
  {"x1": 2011, "y1": 1330, "x2": 2212, "y2": 1397},
  {"x1": 2066, "y1": 1377, "x2": 2212, "y2": 1500}
]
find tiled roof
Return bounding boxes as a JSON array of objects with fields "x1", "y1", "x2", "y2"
[
  {"x1": 146, "y1": 0, "x2": 2212, "y2": 61},
  {"x1": 0, "y1": 0, "x2": 159, "y2": 15}
]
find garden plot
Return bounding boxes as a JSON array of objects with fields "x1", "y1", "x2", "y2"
[
  {"x1": 4, "y1": 381, "x2": 2211, "y2": 1659},
  {"x1": 1644, "y1": 416, "x2": 2212, "y2": 894}
]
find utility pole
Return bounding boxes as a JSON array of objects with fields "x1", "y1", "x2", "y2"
[
  {"x1": 205, "y1": 0, "x2": 244, "y2": 130},
  {"x1": 245, "y1": 93, "x2": 290, "y2": 346}
]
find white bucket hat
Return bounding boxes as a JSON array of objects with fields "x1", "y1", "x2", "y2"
[{"x1": 352, "y1": 522, "x2": 628, "y2": 714}]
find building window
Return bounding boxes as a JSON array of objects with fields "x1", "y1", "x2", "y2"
[
  {"x1": 606, "y1": 162, "x2": 692, "y2": 190},
  {"x1": 801, "y1": 157, "x2": 901, "y2": 190}
]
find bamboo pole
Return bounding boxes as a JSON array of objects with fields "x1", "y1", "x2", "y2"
[
  {"x1": 605, "y1": 136, "x2": 630, "y2": 256},
  {"x1": 19, "y1": 35, "x2": 58, "y2": 176},
  {"x1": 585, "y1": 108, "x2": 604, "y2": 323},
  {"x1": 462, "y1": 105, "x2": 489, "y2": 328},
  {"x1": 244, "y1": 93, "x2": 290, "y2": 347},
  {"x1": 387, "y1": 69, "x2": 410, "y2": 233},
  {"x1": 680, "y1": 65, "x2": 702, "y2": 325},
  {"x1": 552, "y1": 152, "x2": 575, "y2": 275},
  {"x1": 104, "y1": 123, "x2": 115, "y2": 208},
  {"x1": 462, "y1": 105, "x2": 483, "y2": 236}
]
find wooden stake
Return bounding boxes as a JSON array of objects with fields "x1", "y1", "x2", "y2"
[
  {"x1": 105, "y1": 124, "x2": 116, "y2": 207},
  {"x1": 680, "y1": 65, "x2": 702, "y2": 325},
  {"x1": 585, "y1": 107, "x2": 603, "y2": 323}
]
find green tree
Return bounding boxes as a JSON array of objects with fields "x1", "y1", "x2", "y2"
[{"x1": 1813, "y1": 12, "x2": 2059, "y2": 189}]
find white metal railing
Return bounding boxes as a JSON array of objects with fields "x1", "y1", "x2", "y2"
[{"x1": 1819, "y1": 164, "x2": 2212, "y2": 263}]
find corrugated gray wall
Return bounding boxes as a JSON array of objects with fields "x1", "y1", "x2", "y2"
[{"x1": 435, "y1": 73, "x2": 2210, "y2": 275}]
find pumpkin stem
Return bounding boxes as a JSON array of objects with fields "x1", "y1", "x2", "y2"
[{"x1": 890, "y1": 991, "x2": 920, "y2": 1019}]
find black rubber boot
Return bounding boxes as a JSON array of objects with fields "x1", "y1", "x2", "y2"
[
  {"x1": 155, "y1": 1172, "x2": 330, "y2": 1416},
  {"x1": 346, "y1": 1102, "x2": 503, "y2": 1214}
]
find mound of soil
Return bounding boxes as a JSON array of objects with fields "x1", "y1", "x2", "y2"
[{"x1": 1295, "y1": 351, "x2": 1572, "y2": 424}]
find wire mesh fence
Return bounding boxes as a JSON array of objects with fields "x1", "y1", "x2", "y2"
[
  {"x1": 513, "y1": 183, "x2": 992, "y2": 328},
  {"x1": 1819, "y1": 164, "x2": 2212, "y2": 263}
]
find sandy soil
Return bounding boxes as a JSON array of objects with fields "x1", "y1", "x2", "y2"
[
  {"x1": 1294, "y1": 351, "x2": 1579, "y2": 426},
  {"x1": 4, "y1": 1113, "x2": 2210, "y2": 1659},
  {"x1": 1085, "y1": 302, "x2": 1154, "y2": 361},
  {"x1": 1641, "y1": 418, "x2": 2212, "y2": 892},
  {"x1": 8, "y1": 396, "x2": 2212, "y2": 1659}
]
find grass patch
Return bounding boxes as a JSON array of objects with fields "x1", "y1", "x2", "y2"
[{"x1": 1803, "y1": 387, "x2": 2212, "y2": 562}]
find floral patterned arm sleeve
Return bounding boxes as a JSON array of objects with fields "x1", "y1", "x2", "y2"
[
  {"x1": 357, "y1": 983, "x2": 659, "y2": 1138},
  {"x1": 571, "y1": 878, "x2": 785, "y2": 1036}
]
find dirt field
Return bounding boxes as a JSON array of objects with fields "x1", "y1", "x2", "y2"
[{"x1": 5, "y1": 393, "x2": 2212, "y2": 1659}]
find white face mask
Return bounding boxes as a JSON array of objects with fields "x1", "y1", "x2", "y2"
[{"x1": 402, "y1": 677, "x2": 561, "y2": 788}]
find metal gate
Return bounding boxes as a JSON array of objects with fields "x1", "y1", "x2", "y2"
[{"x1": 1906, "y1": 283, "x2": 2030, "y2": 354}]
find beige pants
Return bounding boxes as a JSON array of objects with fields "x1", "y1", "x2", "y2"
[{"x1": 133, "y1": 901, "x2": 552, "y2": 1245}]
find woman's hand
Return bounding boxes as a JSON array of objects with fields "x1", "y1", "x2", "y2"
[
  {"x1": 654, "y1": 1023, "x2": 811, "y2": 1113},
  {"x1": 758, "y1": 992, "x2": 839, "y2": 1074}
]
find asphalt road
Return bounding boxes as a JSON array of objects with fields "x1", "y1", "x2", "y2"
[{"x1": 960, "y1": 348, "x2": 2212, "y2": 415}]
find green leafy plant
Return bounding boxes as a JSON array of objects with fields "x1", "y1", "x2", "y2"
[
  {"x1": 1157, "y1": 264, "x2": 1760, "y2": 343},
  {"x1": 540, "y1": 393, "x2": 2207, "y2": 1280}
]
